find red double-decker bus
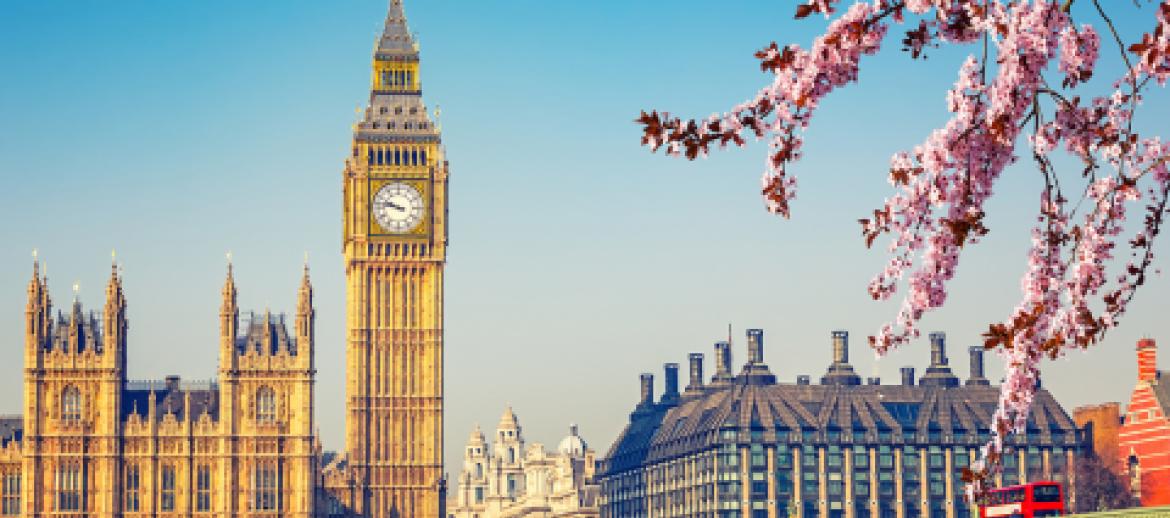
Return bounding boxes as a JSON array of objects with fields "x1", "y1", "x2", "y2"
[{"x1": 978, "y1": 481, "x2": 1065, "y2": 517}]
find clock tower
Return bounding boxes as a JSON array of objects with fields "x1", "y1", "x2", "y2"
[{"x1": 341, "y1": 1, "x2": 448, "y2": 517}]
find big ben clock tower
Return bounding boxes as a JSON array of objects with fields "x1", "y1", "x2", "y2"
[{"x1": 341, "y1": 1, "x2": 448, "y2": 517}]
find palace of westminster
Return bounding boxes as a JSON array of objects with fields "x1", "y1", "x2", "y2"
[
  {"x1": 0, "y1": 1, "x2": 1109, "y2": 518},
  {"x1": 0, "y1": 1, "x2": 450, "y2": 516}
]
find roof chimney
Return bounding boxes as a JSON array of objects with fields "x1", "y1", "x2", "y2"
[
  {"x1": 797, "y1": 375, "x2": 810, "y2": 386},
  {"x1": 1138, "y1": 339, "x2": 1157, "y2": 383},
  {"x1": 661, "y1": 363, "x2": 680, "y2": 405},
  {"x1": 712, "y1": 341, "x2": 733, "y2": 384},
  {"x1": 967, "y1": 346, "x2": 990, "y2": 386},
  {"x1": 901, "y1": 367, "x2": 915, "y2": 386},
  {"x1": 739, "y1": 328, "x2": 776, "y2": 385},
  {"x1": 832, "y1": 330, "x2": 849, "y2": 364},
  {"x1": 821, "y1": 330, "x2": 861, "y2": 385},
  {"x1": 638, "y1": 373, "x2": 654, "y2": 409},
  {"x1": 930, "y1": 332, "x2": 948, "y2": 366},
  {"x1": 686, "y1": 353, "x2": 704, "y2": 393},
  {"x1": 867, "y1": 377, "x2": 881, "y2": 385},
  {"x1": 747, "y1": 328, "x2": 764, "y2": 364},
  {"x1": 919, "y1": 332, "x2": 960, "y2": 387}
]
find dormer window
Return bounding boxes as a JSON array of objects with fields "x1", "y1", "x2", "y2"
[
  {"x1": 61, "y1": 387, "x2": 81, "y2": 423},
  {"x1": 256, "y1": 387, "x2": 277, "y2": 425}
]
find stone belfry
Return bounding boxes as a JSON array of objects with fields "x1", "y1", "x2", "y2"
[{"x1": 340, "y1": 0, "x2": 449, "y2": 516}]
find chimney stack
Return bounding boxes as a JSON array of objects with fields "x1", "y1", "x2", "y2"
[
  {"x1": 1138, "y1": 339, "x2": 1158, "y2": 383},
  {"x1": 901, "y1": 367, "x2": 915, "y2": 386},
  {"x1": 686, "y1": 353, "x2": 704, "y2": 392},
  {"x1": 797, "y1": 375, "x2": 810, "y2": 386},
  {"x1": 638, "y1": 373, "x2": 654, "y2": 407},
  {"x1": 832, "y1": 330, "x2": 849, "y2": 364},
  {"x1": 920, "y1": 332, "x2": 960, "y2": 387},
  {"x1": 930, "y1": 332, "x2": 948, "y2": 366},
  {"x1": 747, "y1": 328, "x2": 764, "y2": 364},
  {"x1": 967, "y1": 346, "x2": 990, "y2": 385},
  {"x1": 712, "y1": 341, "x2": 733, "y2": 384},
  {"x1": 739, "y1": 329, "x2": 777, "y2": 384},
  {"x1": 661, "y1": 363, "x2": 680, "y2": 405},
  {"x1": 867, "y1": 377, "x2": 881, "y2": 385},
  {"x1": 821, "y1": 330, "x2": 861, "y2": 385}
]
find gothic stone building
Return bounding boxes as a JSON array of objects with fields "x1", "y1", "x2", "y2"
[
  {"x1": 598, "y1": 329, "x2": 1085, "y2": 518},
  {"x1": 0, "y1": 259, "x2": 318, "y2": 517},
  {"x1": 318, "y1": 0, "x2": 451, "y2": 517}
]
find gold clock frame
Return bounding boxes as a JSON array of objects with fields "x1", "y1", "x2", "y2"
[{"x1": 368, "y1": 177, "x2": 431, "y2": 238}]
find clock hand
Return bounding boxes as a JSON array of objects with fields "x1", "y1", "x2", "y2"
[{"x1": 388, "y1": 201, "x2": 406, "y2": 211}]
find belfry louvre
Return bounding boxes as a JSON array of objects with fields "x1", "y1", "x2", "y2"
[{"x1": 598, "y1": 330, "x2": 1084, "y2": 518}]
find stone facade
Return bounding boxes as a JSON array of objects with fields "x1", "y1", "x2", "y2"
[
  {"x1": 598, "y1": 329, "x2": 1085, "y2": 518},
  {"x1": 448, "y1": 408, "x2": 599, "y2": 518},
  {"x1": 0, "y1": 259, "x2": 317, "y2": 517}
]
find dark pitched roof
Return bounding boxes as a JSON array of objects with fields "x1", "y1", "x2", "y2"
[
  {"x1": 0, "y1": 416, "x2": 22, "y2": 447},
  {"x1": 121, "y1": 379, "x2": 219, "y2": 423},
  {"x1": 235, "y1": 312, "x2": 297, "y2": 356},
  {"x1": 601, "y1": 380, "x2": 1078, "y2": 476}
]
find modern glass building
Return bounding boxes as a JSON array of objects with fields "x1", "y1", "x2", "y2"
[{"x1": 597, "y1": 330, "x2": 1085, "y2": 518}]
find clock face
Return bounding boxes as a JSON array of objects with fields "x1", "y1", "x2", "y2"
[{"x1": 372, "y1": 182, "x2": 425, "y2": 233}]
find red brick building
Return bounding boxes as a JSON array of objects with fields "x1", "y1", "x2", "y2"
[{"x1": 1117, "y1": 338, "x2": 1170, "y2": 506}]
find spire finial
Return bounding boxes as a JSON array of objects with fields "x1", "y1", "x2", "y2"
[
  {"x1": 31, "y1": 248, "x2": 39, "y2": 278},
  {"x1": 226, "y1": 250, "x2": 234, "y2": 276},
  {"x1": 73, "y1": 281, "x2": 80, "y2": 300}
]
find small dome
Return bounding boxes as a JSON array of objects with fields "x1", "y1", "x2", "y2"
[{"x1": 557, "y1": 424, "x2": 588, "y2": 457}]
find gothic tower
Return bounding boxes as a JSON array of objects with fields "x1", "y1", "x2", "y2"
[{"x1": 341, "y1": 1, "x2": 449, "y2": 516}]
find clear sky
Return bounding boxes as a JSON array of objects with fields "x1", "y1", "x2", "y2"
[{"x1": 2, "y1": 1, "x2": 1169, "y2": 481}]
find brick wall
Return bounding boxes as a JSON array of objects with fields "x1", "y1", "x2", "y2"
[
  {"x1": 1118, "y1": 339, "x2": 1170, "y2": 507},
  {"x1": 1075, "y1": 402, "x2": 1123, "y2": 473}
]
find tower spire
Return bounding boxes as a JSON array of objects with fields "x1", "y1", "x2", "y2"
[{"x1": 377, "y1": 0, "x2": 417, "y2": 58}]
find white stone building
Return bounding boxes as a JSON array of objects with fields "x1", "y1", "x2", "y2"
[{"x1": 449, "y1": 407, "x2": 600, "y2": 518}]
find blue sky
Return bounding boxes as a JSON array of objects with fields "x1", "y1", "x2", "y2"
[{"x1": 2, "y1": 1, "x2": 1169, "y2": 479}]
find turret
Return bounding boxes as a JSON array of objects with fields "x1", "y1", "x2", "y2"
[
  {"x1": 25, "y1": 256, "x2": 50, "y2": 368},
  {"x1": 219, "y1": 259, "x2": 239, "y2": 372},
  {"x1": 296, "y1": 262, "x2": 315, "y2": 370},
  {"x1": 102, "y1": 256, "x2": 128, "y2": 372}
]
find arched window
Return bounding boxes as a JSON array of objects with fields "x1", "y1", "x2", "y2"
[
  {"x1": 61, "y1": 387, "x2": 81, "y2": 423},
  {"x1": 420, "y1": 150, "x2": 427, "y2": 165},
  {"x1": 506, "y1": 447, "x2": 515, "y2": 464},
  {"x1": 475, "y1": 463, "x2": 483, "y2": 478},
  {"x1": 256, "y1": 387, "x2": 277, "y2": 425}
]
